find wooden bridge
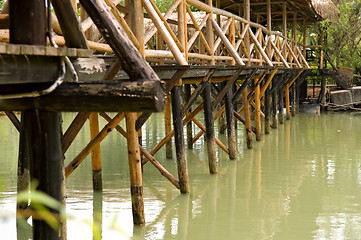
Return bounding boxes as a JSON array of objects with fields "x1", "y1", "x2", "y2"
[{"x1": 0, "y1": 0, "x2": 338, "y2": 239}]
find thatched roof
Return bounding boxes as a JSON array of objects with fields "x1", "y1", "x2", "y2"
[{"x1": 202, "y1": 0, "x2": 339, "y2": 24}]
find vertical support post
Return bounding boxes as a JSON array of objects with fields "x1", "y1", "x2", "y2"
[
  {"x1": 295, "y1": 79, "x2": 300, "y2": 113},
  {"x1": 202, "y1": 84, "x2": 218, "y2": 173},
  {"x1": 285, "y1": 86, "x2": 291, "y2": 120},
  {"x1": 24, "y1": 112, "x2": 65, "y2": 240},
  {"x1": 267, "y1": 0, "x2": 272, "y2": 57},
  {"x1": 89, "y1": 113, "x2": 102, "y2": 191},
  {"x1": 16, "y1": 114, "x2": 30, "y2": 236},
  {"x1": 245, "y1": 0, "x2": 251, "y2": 64},
  {"x1": 278, "y1": 87, "x2": 284, "y2": 124},
  {"x1": 283, "y1": 3, "x2": 287, "y2": 38},
  {"x1": 184, "y1": 85, "x2": 193, "y2": 149},
  {"x1": 171, "y1": 86, "x2": 190, "y2": 193},
  {"x1": 254, "y1": 78, "x2": 262, "y2": 141},
  {"x1": 264, "y1": 84, "x2": 271, "y2": 134},
  {"x1": 303, "y1": 19, "x2": 307, "y2": 57},
  {"x1": 243, "y1": 88, "x2": 253, "y2": 149},
  {"x1": 125, "y1": 112, "x2": 145, "y2": 225},
  {"x1": 10, "y1": 1, "x2": 64, "y2": 240},
  {"x1": 207, "y1": 0, "x2": 215, "y2": 64},
  {"x1": 291, "y1": 83, "x2": 296, "y2": 116},
  {"x1": 125, "y1": 0, "x2": 145, "y2": 225},
  {"x1": 293, "y1": 13, "x2": 297, "y2": 43},
  {"x1": 224, "y1": 82, "x2": 237, "y2": 159},
  {"x1": 229, "y1": 17, "x2": 236, "y2": 65},
  {"x1": 272, "y1": 89, "x2": 278, "y2": 129},
  {"x1": 178, "y1": 0, "x2": 188, "y2": 61},
  {"x1": 164, "y1": 94, "x2": 173, "y2": 158},
  {"x1": 218, "y1": 83, "x2": 226, "y2": 134}
]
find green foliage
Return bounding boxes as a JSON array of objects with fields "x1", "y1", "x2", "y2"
[
  {"x1": 0, "y1": 0, "x2": 6, "y2": 11},
  {"x1": 154, "y1": 0, "x2": 176, "y2": 13},
  {"x1": 316, "y1": 0, "x2": 361, "y2": 73}
]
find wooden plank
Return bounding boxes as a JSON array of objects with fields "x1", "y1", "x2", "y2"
[{"x1": 0, "y1": 81, "x2": 164, "y2": 112}]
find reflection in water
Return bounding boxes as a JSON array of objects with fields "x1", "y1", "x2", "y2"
[{"x1": 0, "y1": 113, "x2": 361, "y2": 239}]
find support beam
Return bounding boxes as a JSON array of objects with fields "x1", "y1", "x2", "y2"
[
  {"x1": 164, "y1": 95, "x2": 173, "y2": 158},
  {"x1": 278, "y1": 87, "x2": 284, "y2": 124},
  {"x1": 171, "y1": 86, "x2": 190, "y2": 193},
  {"x1": 202, "y1": 84, "x2": 218, "y2": 173},
  {"x1": 10, "y1": 1, "x2": 64, "y2": 239},
  {"x1": 125, "y1": 112, "x2": 145, "y2": 225},
  {"x1": 264, "y1": 84, "x2": 271, "y2": 134},
  {"x1": 224, "y1": 82, "x2": 237, "y2": 159},
  {"x1": 89, "y1": 113, "x2": 102, "y2": 191},
  {"x1": 243, "y1": 87, "x2": 253, "y2": 149},
  {"x1": 184, "y1": 85, "x2": 193, "y2": 149},
  {"x1": 254, "y1": 77, "x2": 262, "y2": 141}
]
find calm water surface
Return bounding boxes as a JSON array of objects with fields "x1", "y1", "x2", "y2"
[{"x1": 0, "y1": 112, "x2": 361, "y2": 239}]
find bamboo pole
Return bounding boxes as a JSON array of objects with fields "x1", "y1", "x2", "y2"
[
  {"x1": 291, "y1": 83, "x2": 296, "y2": 116},
  {"x1": 164, "y1": 95, "x2": 173, "y2": 158},
  {"x1": 125, "y1": 112, "x2": 145, "y2": 225},
  {"x1": 303, "y1": 19, "x2": 307, "y2": 58},
  {"x1": 89, "y1": 113, "x2": 102, "y2": 191},
  {"x1": 178, "y1": 0, "x2": 188, "y2": 61},
  {"x1": 243, "y1": 87, "x2": 253, "y2": 149},
  {"x1": 212, "y1": 19, "x2": 245, "y2": 65},
  {"x1": 202, "y1": 84, "x2": 218, "y2": 173},
  {"x1": 184, "y1": 85, "x2": 193, "y2": 149},
  {"x1": 206, "y1": 0, "x2": 215, "y2": 64},
  {"x1": 278, "y1": 86, "x2": 284, "y2": 124},
  {"x1": 224, "y1": 82, "x2": 237, "y2": 159},
  {"x1": 254, "y1": 77, "x2": 262, "y2": 141},
  {"x1": 142, "y1": 0, "x2": 188, "y2": 65},
  {"x1": 271, "y1": 77, "x2": 278, "y2": 129},
  {"x1": 264, "y1": 83, "x2": 271, "y2": 134},
  {"x1": 285, "y1": 86, "x2": 291, "y2": 120},
  {"x1": 171, "y1": 86, "x2": 190, "y2": 193}
]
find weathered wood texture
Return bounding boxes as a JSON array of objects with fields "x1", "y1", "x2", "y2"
[{"x1": 0, "y1": 80, "x2": 164, "y2": 112}]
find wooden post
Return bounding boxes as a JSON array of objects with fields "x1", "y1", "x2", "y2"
[
  {"x1": 283, "y1": 2, "x2": 287, "y2": 39},
  {"x1": 10, "y1": 1, "x2": 64, "y2": 239},
  {"x1": 171, "y1": 86, "x2": 190, "y2": 193},
  {"x1": 295, "y1": 78, "x2": 300, "y2": 113},
  {"x1": 254, "y1": 77, "x2": 262, "y2": 141},
  {"x1": 89, "y1": 113, "x2": 102, "y2": 191},
  {"x1": 285, "y1": 86, "x2": 291, "y2": 120},
  {"x1": 124, "y1": 0, "x2": 145, "y2": 225},
  {"x1": 243, "y1": 87, "x2": 253, "y2": 149},
  {"x1": 179, "y1": 0, "x2": 188, "y2": 61},
  {"x1": 303, "y1": 19, "x2": 307, "y2": 57},
  {"x1": 291, "y1": 84, "x2": 296, "y2": 116},
  {"x1": 224, "y1": 82, "x2": 237, "y2": 159},
  {"x1": 272, "y1": 88, "x2": 278, "y2": 129},
  {"x1": 16, "y1": 114, "x2": 30, "y2": 233},
  {"x1": 125, "y1": 112, "x2": 145, "y2": 225},
  {"x1": 264, "y1": 83, "x2": 271, "y2": 134},
  {"x1": 202, "y1": 84, "x2": 218, "y2": 173},
  {"x1": 278, "y1": 87, "x2": 284, "y2": 124},
  {"x1": 184, "y1": 84, "x2": 193, "y2": 149},
  {"x1": 164, "y1": 94, "x2": 173, "y2": 158},
  {"x1": 293, "y1": 13, "x2": 297, "y2": 43}
]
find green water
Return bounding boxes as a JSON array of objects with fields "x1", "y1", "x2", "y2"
[{"x1": 0, "y1": 112, "x2": 361, "y2": 239}]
